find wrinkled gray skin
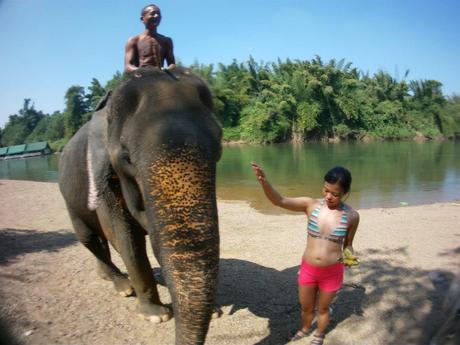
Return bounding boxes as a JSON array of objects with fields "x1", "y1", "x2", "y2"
[{"x1": 59, "y1": 67, "x2": 222, "y2": 345}]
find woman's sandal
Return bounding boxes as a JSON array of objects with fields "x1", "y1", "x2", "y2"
[
  {"x1": 290, "y1": 329, "x2": 309, "y2": 342},
  {"x1": 310, "y1": 333, "x2": 325, "y2": 345}
]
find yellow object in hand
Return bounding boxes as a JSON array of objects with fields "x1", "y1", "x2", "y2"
[{"x1": 343, "y1": 248, "x2": 360, "y2": 266}]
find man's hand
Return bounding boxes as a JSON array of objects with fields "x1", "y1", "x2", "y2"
[{"x1": 163, "y1": 64, "x2": 176, "y2": 71}]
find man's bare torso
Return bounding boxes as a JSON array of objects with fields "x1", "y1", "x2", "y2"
[
  {"x1": 124, "y1": 5, "x2": 175, "y2": 73},
  {"x1": 135, "y1": 33, "x2": 170, "y2": 69}
]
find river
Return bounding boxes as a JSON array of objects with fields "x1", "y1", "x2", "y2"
[{"x1": 1, "y1": 141, "x2": 459, "y2": 212}]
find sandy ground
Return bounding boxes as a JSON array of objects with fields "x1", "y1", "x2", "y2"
[{"x1": 0, "y1": 179, "x2": 459, "y2": 345}]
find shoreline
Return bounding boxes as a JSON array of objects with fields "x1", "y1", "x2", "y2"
[
  {"x1": 2, "y1": 178, "x2": 459, "y2": 213},
  {"x1": 222, "y1": 136, "x2": 458, "y2": 145},
  {"x1": 1, "y1": 179, "x2": 459, "y2": 345},
  {"x1": 216, "y1": 193, "x2": 460, "y2": 210}
]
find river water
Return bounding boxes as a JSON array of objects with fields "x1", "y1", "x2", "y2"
[{"x1": 1, "y1": 141, "x2": 459, "y2": 212}]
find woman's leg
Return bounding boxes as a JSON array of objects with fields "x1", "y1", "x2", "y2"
[
  {"x1": 298, "y1": 284, "x2": 318, "y2": 332},
  {"x1": 315, "y1": 290, "x2": 337, "y2": 336}
]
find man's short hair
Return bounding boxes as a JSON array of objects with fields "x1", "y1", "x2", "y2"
[{"x1": 141, "y1": 4, "x2": 160, "y2": 17}]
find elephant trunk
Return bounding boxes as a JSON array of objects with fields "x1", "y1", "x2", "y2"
[{"x1": 145, "y1": 144, "x2": 219, "y2": 345}]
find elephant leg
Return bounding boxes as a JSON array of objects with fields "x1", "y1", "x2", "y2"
[
  {"x1": 96, "y1": 200, "x2": 172, "y2": 323},
  {"x1": 96, "y1": 237, "x2": 112, "y2": 280},
  {"x1": 95, "y1": 212, "x2": 122, "y2": 281},
  {"x1": 68, "y1": 211, "x2": 134, "y2": 297},
  {"x1": 95, "y1": 237, "x2": 126, "y2": 283}
]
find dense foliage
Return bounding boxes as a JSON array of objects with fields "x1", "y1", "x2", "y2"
[
  {"x1": 1, "y1": 57, "x2": 459, "y2": 149},
  {"x1": 0, "y1": 74, "x2": 124, "y2": 151},
  {"x1": 191, "y1": 57, "x2": 460, "y2": 143}
]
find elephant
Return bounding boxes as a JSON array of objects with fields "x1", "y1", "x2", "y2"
[{"x1": 58, "y1": 67, "x2": 222, "y2": 345}]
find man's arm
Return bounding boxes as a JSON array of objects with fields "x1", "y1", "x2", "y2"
[
  {"x1": 124, "y1": 37, "x2": 139, "y2": 73},
  {"x1": 164, "y1": 37, "x2": 176, "y2": 70}
]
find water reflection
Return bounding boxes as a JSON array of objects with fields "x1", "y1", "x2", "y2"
[
  {"x1": 0, "y1": 155, "x2": 59, "y2": 182},
  {"x1": 217, "y1": 141, "x2": 460, "y2": 211},
  {"x1": 0, "y1": 141, "x2": 459, "y2": 212}
]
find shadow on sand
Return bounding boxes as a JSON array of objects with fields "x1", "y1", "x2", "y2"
[
  {"x1": 0, "y1": 227, "x2": 78, "y2": 345},
  {"x1": 216, "y1": 247, "x2": 457, "y2": 345},
  {"x1": 216, "y1": 259, "x2": 365, "y2": 345},
  {"x1": 1, "y1": 227, "x2": 456, "y2": 344},
  {"x1": 0, "y1": 228, "x2": 77, "y2": 265}
]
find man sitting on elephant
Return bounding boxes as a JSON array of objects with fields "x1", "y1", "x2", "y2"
[
  {"x1": 95, "y1": 4, "x2": 176, "y2": 111},
  {"x1": 125, "y1": 4, "x2": 176, "y2": 72}
]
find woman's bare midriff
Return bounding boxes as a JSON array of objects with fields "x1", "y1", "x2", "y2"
[{"x1": 303, "y1": 237, "x2": 343, "y2": 266}]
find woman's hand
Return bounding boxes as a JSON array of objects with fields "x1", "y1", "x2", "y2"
[
  {"x1": 250, "y1": 162, "x2": 312, "y2": 212},
  {"x1": 343, "y1": 246, "x2": 359, "y2": 266},
  {"x1": 344, "y1": 245, "x2": 354, "y2": 254},
  {"x1": 251, "y1": 162, "x2": 267, "y2": 185}
]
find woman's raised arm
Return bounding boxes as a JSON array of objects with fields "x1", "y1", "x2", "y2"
[{"x1": 251, "y1": 162, "x2": 314, "y2": 213}]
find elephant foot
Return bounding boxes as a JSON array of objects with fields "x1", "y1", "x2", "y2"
[
  {"x1": 113, "y1": 275, "x2": 134, "y2": 297},
  {"x1": 137, "y1": 303, "x2": 172, "y2": 324},
  {"x1": 212, "y1": 306, "x2": 223, "y2": 319}
]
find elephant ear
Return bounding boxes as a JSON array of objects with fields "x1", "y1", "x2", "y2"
[
  {"x1": 86, "y1": 106, "x2": 111, "y2": 211},
  {"x1": 94, "y1": 90, "x2": 112, "y2": 111}
]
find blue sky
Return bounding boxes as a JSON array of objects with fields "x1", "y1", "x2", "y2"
[{"x1": 0, "y1": 0, "x2": 459, "y2": 127}]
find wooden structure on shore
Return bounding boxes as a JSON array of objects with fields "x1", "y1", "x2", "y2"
[{"x1": 0, "y1": 141, "x2": 52, "y2": 160}]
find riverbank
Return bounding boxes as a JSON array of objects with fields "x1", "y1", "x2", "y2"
[
  {"x1": 0, "y1": 180, "x2": 459, "y2": 345},
  {"x1": 222, "y1": 134, "x2": 458, "y2": 145}
]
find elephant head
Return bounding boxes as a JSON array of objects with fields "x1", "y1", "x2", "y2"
[{"x1": 87, "y1": 67, "x2": 222, "y2": 344}]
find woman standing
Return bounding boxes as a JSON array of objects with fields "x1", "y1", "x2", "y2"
[{"x1": 251, "y1": 163, "x2": 360, "y2": 345}]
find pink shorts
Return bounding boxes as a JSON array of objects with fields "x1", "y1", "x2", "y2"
[{"x1": 298, "y1": 260, "x2": 344, "y2": 292}]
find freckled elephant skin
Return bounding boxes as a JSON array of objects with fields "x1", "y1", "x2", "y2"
[
  {"x1": 148, "y1": 146, "x2": 219, "y2": 344},
  {"x1": 58, "y1": 67, "x2": 222, "y2": 345}
]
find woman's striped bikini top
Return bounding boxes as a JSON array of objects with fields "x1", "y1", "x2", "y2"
[{"x1": 307, "y1": 199, "x2": 349, "y2": 244}]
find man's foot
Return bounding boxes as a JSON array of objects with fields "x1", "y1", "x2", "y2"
[
  {"x1": 310, "y1": 333, "x2": 325, "y2": 345},
  {"x1": 290, "y1": 329, "x2": 309, "y2": 342}
]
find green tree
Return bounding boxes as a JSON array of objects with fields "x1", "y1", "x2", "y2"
[
  {"x1": 445, "y1": 95, "x2": 460, "y2": 137},
  {"x1": 26, "y1": 111, "x2": 65, "y2": 143},
  {"x1": 1, "y1": 99, "x2": 45, "y2": 145},
  {"x1": 406, "y1": 80, "x2": 448, "y2": 136},
  {"x1": 27, "y1": 116, "x2": 51, "y2": 142},
  {"x1": 105, "y1": 71, "x2": 124, "y2": 91},
  {"x1": 87, "y1": 78, "x2": 106, "y2": 111},
  {"x1": 1, "y1": 120, "x2": 28, "y2": 146},
  {"x1": 64, "y1": 86, "x2": 88, "y2": 139},
  {"x1": 47, "y1": 111, "x2": 66, "y2": 141},
  {"x1": 3, "y1": 56, "x2": 456, "y2": 147},
  {"x1": 21, "y1": 99, "x2": 45, "y2": 133},
  {"x1": 190, "y1": 61, "x2": 215, "y2": 84}
]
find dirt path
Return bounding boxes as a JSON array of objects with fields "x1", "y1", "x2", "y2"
[{"x1": 0, "y1": 180, "x2": 459, "y2": 345}]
